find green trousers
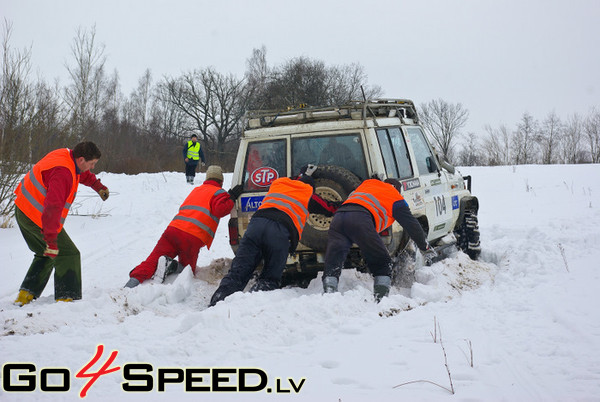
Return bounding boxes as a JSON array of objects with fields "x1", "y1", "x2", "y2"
[{"x1": 16, "y1": 207, "x2": 82, "y2": 300}]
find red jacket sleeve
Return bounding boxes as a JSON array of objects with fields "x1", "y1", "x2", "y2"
[
  {"x1": 79, "y1": 170, "x2": 106, "y2": 191},
  {"x1": 210, "y1": 191, "x2": 235, "y2": 218},
  {"x1": 40, "y1": 166, "x2": 73, "y2": 246}
]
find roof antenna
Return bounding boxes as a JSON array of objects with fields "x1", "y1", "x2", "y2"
[{"x1": 360, "y1": 85, "x2": 378, "y2": 127}]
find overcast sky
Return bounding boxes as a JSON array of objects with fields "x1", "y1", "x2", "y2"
[{"x1": 3, "y1": 0, "x2": 600, "y2": 136}]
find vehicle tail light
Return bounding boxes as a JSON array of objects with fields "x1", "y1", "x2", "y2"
[{"x1": 228, "y1": 218, "x2": 239, "y2": 246}]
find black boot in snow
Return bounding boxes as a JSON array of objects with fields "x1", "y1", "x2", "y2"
[{"x1": 373, "y1": 275, "x2": 391, "y2": 302}]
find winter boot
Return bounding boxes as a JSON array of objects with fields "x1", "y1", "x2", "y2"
[
  {"x1": 322, "y1": 276, "x2": 339, "y2": 293},
  {"x1": 124, "y1": 278, "x2": 140, "y2": 288},
  {"x1": 250, "y1": 279, "x2": 279, "y2": 292},
  {"x1": 56, "y1": 298, "x2": 73, "y2": 302},
  {"x1": 373, "y1": 275, "x2": 391, "y2": 302},
  {"x1": 154, "y1": 256, "x2": 173, "y2": 283},
  {"x1": 165, "y1": 258, "x2": 184, "y2": 276},
  {"x1": 14, "y1": 289, "x2": 34, "y2": 306}
]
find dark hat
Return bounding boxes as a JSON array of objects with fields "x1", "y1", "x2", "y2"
[
  {"x1": 384, "y1": 178, "x2": 402, "y2": 193},
  {"x1": 298, "y1": 174, "x2": 315, "y2": 188}
]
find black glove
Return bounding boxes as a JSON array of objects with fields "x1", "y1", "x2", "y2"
[
  {"x1": 421, "y1": 243, "x2": 438, "y2": 266},
  {"x1": 331, "y1": 201, "x2": 343, "y2": 209},
  {"x1": 228, "y1": 184, "x2": 244, "y2": 200}
]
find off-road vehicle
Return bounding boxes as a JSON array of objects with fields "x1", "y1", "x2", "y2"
[{"x1": 228, "y1": 99, "x2": 481, "y2": 286}]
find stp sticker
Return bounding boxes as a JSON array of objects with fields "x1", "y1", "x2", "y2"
[{"x1": 250, "y1": 167, "x2": 278, "y2": 187}]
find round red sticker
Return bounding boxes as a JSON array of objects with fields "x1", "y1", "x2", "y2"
[{"x1": 250, "y1": 167, "x2": 279, "y2": 187}]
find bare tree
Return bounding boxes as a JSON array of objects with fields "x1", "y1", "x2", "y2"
[
  {"x1": 63, "y1": 25, "x2": 107, "y2": 139},
  {"x1": 326, "y1": 62, "x2": 382, "y2": 104},
  {"x1": 204, "y1": 71, "x2": 247, "y2": 163},
  {"x1": 538, "y1": 111, "x2": 562, "y2": 164},
  {"x1": 511, "y1": 112, "x2": 539, "y2": 164},
  {"x1": 128, "y1": 69, "x2": 153, "y2": 132},
  {"x1": 419, "y1": 98, "x2": 469, "y2": 163},
  {"x1": 584, "y1": 107, "x2": 600, "y2": 163},
  {"x1": 161, "y1": 67, "x2": 247, "y2": 166},
  {"x1": 160, "y1": 68, "x2": 214, "y2": 144},
  {"x1": 244, "y1": 46, "x2": 270, "y2": 110},
  {"x1": 457, "y1": 132, "x2": 483, "y2": 166},
  {"x1": 152, "y1": 80, "x2": 188, "y2": 140},
  {"x1": 245, "y1": 49, "x2": 381, "y2": 110},
  {"x1": 482, "y1": 124, "x2": 511, "y2": 166},
  {"x1": 561, "y1": 113, "x2": 584, "y2": 163},
  {"x1": 0, "y1": 19, "x2": 34, "y2": 219}
]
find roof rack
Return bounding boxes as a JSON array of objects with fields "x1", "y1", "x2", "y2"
[{"x1": 244, "y1": 98, "x2": 419, "y2": 130}]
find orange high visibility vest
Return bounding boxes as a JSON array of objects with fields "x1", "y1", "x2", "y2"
[
  {"x1": 14, "y1": 148, "x2": 79, "y2": 230},
  {"x1": 343, "y1": 179, "x2": 403, "y2": 232},
  {"x1": 258, "y1": 177, "x2": 313, "y2": 235},
  {"x1": 168, "y1": 184, "x2": 227, "y2": 248}
]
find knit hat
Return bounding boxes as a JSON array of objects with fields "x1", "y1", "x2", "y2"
[{"x1": 205, "y1": 165, "x2": 223, "y2": 182}]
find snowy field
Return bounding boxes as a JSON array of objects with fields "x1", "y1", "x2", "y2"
[{"x1": 1, "y1": 164, "x2": 600, "y2": 401}]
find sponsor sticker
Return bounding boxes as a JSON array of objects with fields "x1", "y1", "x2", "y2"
[
  {"x1": 452, "y1": 195, "x2": 459, "y2": 210},
  {"x1": 402, "y1": 178, "x2": 421, "y2": 191},
  {"x1": 434, "y1": 223, "x2": 446, "y2": 231},
  {"x1": 250, "y1": 167, "x2": 278, "y2": 187},
  {"x1": 241, "y1": 196, "x2": 265, "y2": 213}
]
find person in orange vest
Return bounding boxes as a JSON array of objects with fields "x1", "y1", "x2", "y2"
[
  {"x1": 13, "y1": 142, "x2": 109, "y2": 306},
  {"x1": 125, "y1": 165, "x2": 243, "y2": 288},
  {"x1": 322, "y1": 177, "x2": 437, "y2": 301},
  {"x1": 209, "y1": 164, "x2": 339, "y2": 306}
]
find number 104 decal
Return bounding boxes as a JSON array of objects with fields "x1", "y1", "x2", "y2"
[{"x1": 434, "y1": 195, "x2": 447, "y2": 216}]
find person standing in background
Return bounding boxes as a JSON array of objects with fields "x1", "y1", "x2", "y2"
[{"x1": 183, "y1": 134, "x2": 206, "y2": 184}]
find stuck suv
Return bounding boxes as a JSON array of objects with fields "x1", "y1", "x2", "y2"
[{"x1": 228, "y1": 99, "x2": 481, "y2": 286}]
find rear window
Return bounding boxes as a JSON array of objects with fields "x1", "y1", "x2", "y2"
[
  {"x1": 242, "y1": 140, "x2": 286, "y2": 191},
  {"x1": 292, "y1": 134, "x2": 368, "y2": 180}
]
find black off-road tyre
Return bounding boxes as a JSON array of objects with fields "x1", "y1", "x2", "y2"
[
  {"x1": 280, "y1": 271, "x2": 318, "y2": 289},
  {"x1": 299, "y1": 165, "x2": 361, "y2": 251},
  {"x1": 454, "y1": 210, "x2": 481, "y2": 260}
]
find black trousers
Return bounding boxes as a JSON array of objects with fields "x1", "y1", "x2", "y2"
[
  {"x1": 213, "y1": 217, "x2": 290, "y2": 301},
  {"x1": 323, "y1": 210, "x2": 392, "y2": 278},
  {"x1": 185, "y1": 161, "x2": 198, "y2": 177}
]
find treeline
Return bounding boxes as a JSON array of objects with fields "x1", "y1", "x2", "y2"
[
  {"x1": 0, "y1": 24, "x2": 381, "y2": 175},
  {"x1": 417, "y1": 98, "x2": 600, "y2": 167},
  {"x1": 455, "y1": 109, "x2": 600, "y2": 166}
]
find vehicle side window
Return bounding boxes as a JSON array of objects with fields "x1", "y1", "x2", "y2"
[
  {"x1": 405, "y1": 127, "x2": 435, "y2": 175},
  {"x1": 376, "y1": 127, "x2": 413, "y2": 179},
  {"x1": 243, "y1": 140, "x2": 286, "y2": 190},
  {"x1": 292, "y1": 134, "x2": 368, "y2": 180}
]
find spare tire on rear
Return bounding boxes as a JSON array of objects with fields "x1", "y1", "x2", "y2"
[{"x1": 299, "y1": 165, "x2": 361, "y2": 251}]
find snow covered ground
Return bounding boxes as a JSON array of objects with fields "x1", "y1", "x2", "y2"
[{"x1": 1, "y1": 164, "x2": 600, "y2": 401}]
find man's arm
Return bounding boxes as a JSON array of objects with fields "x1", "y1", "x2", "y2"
[
  {"x1": 80, "y1": 171, "x2": 109, "y2": 200},
  {"x1": 209, "y1": 191, "x2": 235, "y2": 218},
  {"x1": 391, "y1": 199, "x2": 428, "y2": 250},
  {"x1": 40, "y1": 167, "x2": 73, "y2": 246},
  {"x1": 199, "y1": 146, "x2": 206, "y2": 164}
]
